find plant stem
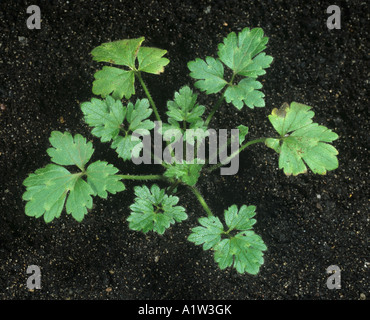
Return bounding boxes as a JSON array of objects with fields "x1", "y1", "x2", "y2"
[
  {"x1": 117, "y1": 174, "x2": 164, "y2": 181},
  {"x1": 205, "y1": 93, "x2": 225, "y2": 127},
  {"x1": 207, "y1": 137, "x2": 268, "y2": 172},
  {"x1": 189, "y1": 185, "x2": 213, "y2": 217},
  {"x1": 205, "y1": 73, "x2": 236, "y2": 127},
  {"x1": 167, "y1": 179, "x2": 181, "y2": 194},
  {"x1": 136, "y1": 72, "x2": 161, "y2": 122}
]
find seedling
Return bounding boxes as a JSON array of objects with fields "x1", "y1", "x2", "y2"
[{"x1": 22, "y1": 27, "x2": 339, "y2": 275}]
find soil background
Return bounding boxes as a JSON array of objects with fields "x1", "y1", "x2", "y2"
[{"x1": 0, "y1": 0, "x2": 368, "y2": 300}]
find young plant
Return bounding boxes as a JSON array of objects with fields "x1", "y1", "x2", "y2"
[{"x1": 22, "y1": 27, "x2": 339, "y2": 275}]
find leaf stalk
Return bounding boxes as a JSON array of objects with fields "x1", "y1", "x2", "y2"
[
  {"x1": 189, "y1": 185, "x2": 213, "y2": 217},
  {"x1": 135, "y1": 72, "x2": 162, "y2": 123}
]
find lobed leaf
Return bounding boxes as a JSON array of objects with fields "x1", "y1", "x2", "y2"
[
  {"x1": 91, "y1": 38, "x2": 145, "y2": 69},
  {"x1": 188, "y1": 205, "x2": 266, "y2": 274},
  {"x1": 214, "y1": 231, "x2": 267, "y2": 274},
  {"x1": 188, "y1": 27, "x2": 272, "y2": 111},
  {"x1": 110, "y1": 98, "x2": 155, "y2": 161},
  {"x1": 81, "y1": 96, "x2": 125, "y2": 142},
  {"x1": 224, "y1": 204, "x2": 257, "y2": 231},
  {"x1": 217, "y1": 27, "x2": 272, "y2": 76},
  {"x1": 127, "y1": 184, "x2": 187, "y2": 235},
  {"x1": 166, "y1": 86, "x2": 205, "y2": 123},
  {"x1": 92, "y1": 66, "x2": 135, "y2": 100},
  {"x1": 47, "y1": 131, "x2": 94, "y2": 171},
  {"x1": 187, "y1": 216, "x2": 224, "y2": 250},
  {"x1": 23, "y1": 164, "x2": 93, "y2": 223},
  {"x1": 238, "y1": 52, "x2": 273, "y2": 78},
  {"x1": 163, "y1": 86, "x2": 208, "y2": 144},
  {"x1": 91, "y1": 38, "x2": 170, "y2": 99},
  {"x1": 85, "y1": 160, "x2": 125, "y2": 198},
  {"x1": 188, "y1": 57, "x2": 227, "y2": 94},
  {"x1": 224, "y1": 78, "x2": 265, "y2": 110},
  {"x1": 81, "y1": 97, "x2": 154, "y2": 161},
  {"x1": 266, "y1": 102, "x2": 339, "y2": 175},
  {"x1": 23, "y1": 132, "x2": 125, "y2": 223},
  {"x1": 137, "y1": 46, "x2": 170, "y2": 74},
  {"x1": 163, "y1": 161, "x2": 203, "y2": 186}
]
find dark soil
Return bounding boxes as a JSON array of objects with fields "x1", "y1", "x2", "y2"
[{"x1": 0, "y1": 0, "x2": 368, "y2": 300}]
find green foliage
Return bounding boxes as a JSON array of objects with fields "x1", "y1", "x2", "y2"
[
  {"x1": 188, "y1": 57, "x2": 227, "y2": 94},
  {"x1": 91, "y1": 38, "x2": 169, "y2": 100},
  {"x1": 91, "y1": 37, "x2": 145, "y2": 68},
  {"x1": 85, "y1": 160, "x2": 126, "y2": 198},
  {"x1": 166, "y1": 86, "x2": 205, "y2": 124},
  {"x1": 224, "y1": 78, "x2": 265, "y2": 110},
  {"x1": 162, "y1": 86, "x2": 208, "y2": 143},
  {"x1": 188, "y1": 205, "x2": 266, "y2": 274},
  {"x1": 81, "y1": 96, "x2": 154, "y2": 161},
  {"x1": 22, "y1": 131, "x2": 124, "y2": 223},
  {"x1": 93, "y1": 67, "x2": 136, "y2": 100},
  {"x1": 22, "y1": 27, "x2": 340, "y2": 276},
  {"x1": 266, "y1": 102, "x2": 339, "y2": 175},
  {"x1": 217, "y1": 27, "x2": 271, "y2": 76},
  {"x1": 127, "y1": 184, "x2": 187, "y2": 234},
  {"x1": 188, "y1": 27, "x2": 273, "y2": 110},
  {"x1": 236, "y1": 125, "x2": 249, "y2": 145},
  {"x1": 164, "y1": 161, "x2": 203, "y2": 186},
  {"x1": 81, "y1": 95, "x2": 125, "y2": 142}
]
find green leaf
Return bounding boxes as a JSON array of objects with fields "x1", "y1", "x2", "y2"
[
  {"x1": 187, "y1": 216, "x2": 224, "y2": 250},
  {"x1": 81, "y1": 96, "x2": 125, "y2": 142},
  {"x1": 91, "y1": 38, "x2": 170, "y2": 99},
  {"x1": 214, "y1": 231, "x2": 266, "y2": 274},
  {"x1": 111, "y1": 135, "x2": 144, "y2": 160},
  {"x1": 236, "y1": 125, "x2": 249, "y2": 145},
  {"x1": 47, "y1": 131, "x2": 94, "y2": 170},
  {"x1": 22, "y1": 164, "x2": 93, "y2": 223},
  {"x1": 110, "y1": 98, "x2": 155, "y2": 161},
  {"x1": 163, "y1": 161, "x2": 203, "y2": 186},
  {"x1": 188, "y1": 205, "x2": 267, "y2": 274},
  {"x1": 127, "y1": 184, "x2": 187, "y2": 235},
  {"x1": 224, "y1": 204, "x2": 257, "y2": 231},
  {"x1": 162, "y1": 86, "x2": 208, "y2": 144},
  {"x1": 238, "y1": 52, "x2": 274, "y2": 78},
  {"x1": 92, "y1": 66, "x2": 135, "y2": 100},
  {"x1": 125, "y1": 98, "x2": 154, "y2": 132},
  {"x1": 137, "y1": 46, "x2": 170, "y2": 74},
  {"x1": 85, "y1": 160, "x2": 125, "y2": 198},
  {"x1": 65, "y1": 176, "x2": 94, "y2": 222},
  {"x1": 224, "y1": 78, "x2": 265, "y2": 110},
  {"x1": 188, "y1": 57, "x2": 227, "y2": 94},
  {"x1": 266, "y1": 102, "x2": 339, "y2": 175},
  {"x1": 23, "y1": 131, "x2": 125, "y2": 223},
  {"x1": 91, "y1": 38, "x2": 145, "y2": 69},
  {"x1": 166, "y1": 86, "x2": 205, "y2": 123},
  {"x1": 188, "y1": 28, "x2": 272, "y2": 111},
  {"x1": 82, "y1": 97, "x2": 154, "y2": 161},
  {"x1": 218, "y1": 27, "x2": 272, "y2": 76}
]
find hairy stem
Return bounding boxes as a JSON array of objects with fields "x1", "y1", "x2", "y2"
[
  {"x1": 117, "y1": 174, "x2": 165, "y2": 181},
  {"x1": 167, "y1": 179, "x2": 181, "y2": 195},
  {"x1": 205, "y1": 73, "x2": 236, "y2": 127},
  {"x1": 205, "y1": 93, "x2": 225, "y2": 127},
  {"x1": 136, "y1": 72, "x2": 161, "y2": 122},
  {"x1": 189, "y1": 185, "x2": 213, "y2": 217},
  {"x1": 207, "y1": 137, "x2": 268, "y2": 172}
]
